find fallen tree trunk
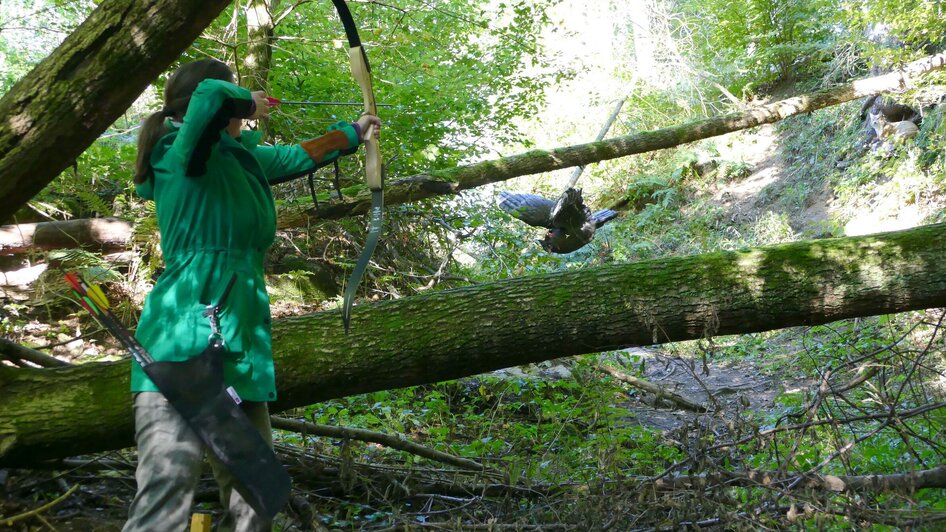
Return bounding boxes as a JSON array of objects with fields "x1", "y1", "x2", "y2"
[
  {"x1": 0, "y1": 218, "x2": 134, "y2": 254},
  {"x1": 0, "y1": 0, "x2": 231, "y2": 223},
  {"x1": 0, "y1": 338, "x2": 71, "y2": 369},
  {"x1": 3, "y1": 222, "x2": 946, "y2": 464},
  {"x1": 270, "y1": 417, "x2": 488, "y2": 472},
  {"x1": 281, "y1": 52, "x2": 946, "y2": 223}
]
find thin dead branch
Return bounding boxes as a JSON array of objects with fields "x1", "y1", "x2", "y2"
[
  {"x1": 0, "y1": 338, "x2": 71, "y2": 368},
  {"x1": 595, "y1": 363, "x2": 706, "y2": 412},
  {"x1": 1, "y1": 483, "x2": 78, "y2": 526},
  {"x1": 271, "y1": 416, "x2": 493, "y2": 473}
]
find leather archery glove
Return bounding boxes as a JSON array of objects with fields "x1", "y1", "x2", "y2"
[{"x1": 299, "y1": 130, "x2": 353, "y2": 163}]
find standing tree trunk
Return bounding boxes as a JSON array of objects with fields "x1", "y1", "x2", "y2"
[
  {"x1": 243, "y1": 0, "x2": 277, "y2": 90},
  {"x1": 241, "y1": 0, "x2": 278, "y2": 139},
  {"x1": 0, "y1": 0, "x2": 232, "y2": 223},
  {"x1": 3, "y1": 222, "x2": 946, "y2": 464}
]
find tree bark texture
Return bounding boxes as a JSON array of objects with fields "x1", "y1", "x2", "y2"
[
  {"x1": 278, "y1": 51, "x2": 946, "y2": 225},
  {"x1": 3, "y1": 222, "x2": 946, "y2": 464},
  {"x1": 0, "y1": 0, "x2": 232, "y2": 223},
  {"x1": 241, "y1": 0, "x2": 277, "y2": 139},
  {"x1": 242, "y1": 0, "x2": 276, "y2": 92}
]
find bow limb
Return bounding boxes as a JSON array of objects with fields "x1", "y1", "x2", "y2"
[
  {"x1": 346, "y1": 45, "x2": 382, "y2": 190},
  {"x1": 331, "y1": 0, "x2": 380, "y2": 188},
  {"x1": 333, "y1": 0, "x2": 383, "y2": 332}
]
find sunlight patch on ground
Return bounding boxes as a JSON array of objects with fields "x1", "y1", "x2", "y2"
[
  {"x1": 841, "y1": 159, "x2": 939, "y2": 237},
  {"x1": 710, "y1": 125, "x2": 786, "y2": 219},
  {"x1": 843, "y1": 203, "x2": 925, "y2": 236},
  {"x1": 715, "y1": 125, "x2": 781, "y2": 166},
  {"x1": 718, "y1": 165, "x2": 781, "y2": 205}
]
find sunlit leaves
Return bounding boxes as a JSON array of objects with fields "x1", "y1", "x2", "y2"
[
  {"x1": 676, "y1": 0, "x2": 839, "y2": 96},
  {"x1": 211, "y1": 0, "x2": 567, "y2": 183}
]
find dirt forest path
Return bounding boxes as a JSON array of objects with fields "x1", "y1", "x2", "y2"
[{"x1": 615, "y1": 346, "x2": 813, "y2": 433}]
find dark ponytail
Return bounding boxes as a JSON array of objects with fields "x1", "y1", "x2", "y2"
[
  {"x1": 133, "y1": 58, "x2": 236, "y2": 185},
  {"x1": 134, "y1": 111, "x2": 172, "y2": 184}
]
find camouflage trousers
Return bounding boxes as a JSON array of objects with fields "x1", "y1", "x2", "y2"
[{"x1": 122, "y1": 392, "x2": 273, "y2": 532}]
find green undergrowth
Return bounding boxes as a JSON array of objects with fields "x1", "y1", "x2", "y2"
[
  {"x1": 270, "y1": 308, "x2": 946, "y2": 528},
  {"x1": 566, "y1": 90, "x2": 946, "y2": 525},
  {"x1": 270, "y1": 357, "x2": 691, "y2": 527},
  {"x1": 288, "y1": 357, "x2": 682, "y2": 481},
  {"x1": 391, "y1": 88, "x2": 946, "y2": 527},
  {"x1": 736, "y1": 315, "x2": 943, "y2": 471},
  {"x1": 661, "y1": 310, "x2": 946, "y2": 529}
]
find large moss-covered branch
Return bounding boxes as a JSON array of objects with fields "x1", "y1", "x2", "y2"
[
  {"x1": 0, "y1": 0, "x2": 232, "y2": 223},
  {"x1": 3, "y1": 223, "x2": 946, "y2": 464},
  {"x1": 279, "y1": 52, "x2": 946, "y2": 224}
]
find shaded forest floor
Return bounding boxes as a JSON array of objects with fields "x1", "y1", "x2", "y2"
[
  {"x1": 617, "y1": 345, "x2": 812, "y2": 433},
  {"x1": 0, "y1": 342, "x2": 819, "y2": 532}
]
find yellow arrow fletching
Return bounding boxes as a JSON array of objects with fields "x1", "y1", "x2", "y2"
[{"x1": 87, "y1": 283, "x2": 109, "y2": 310}]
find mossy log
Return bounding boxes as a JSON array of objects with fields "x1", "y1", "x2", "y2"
[
  {"x1": 0, "y1": 0, "x2": 231, "y2": 223},
  {"x1": 4, "y1": 223, "x2": 946, "y2": 464},
  {"x1": 278, "y1": 52, "x2": 946, "y2": 224},
  {"x1": 0, "y1": 218, "x2": 134, "y2": 254}
]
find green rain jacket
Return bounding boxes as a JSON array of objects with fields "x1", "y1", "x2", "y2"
[{"x1": 133, "y1": 79, "x2": 360, "y2": 402}]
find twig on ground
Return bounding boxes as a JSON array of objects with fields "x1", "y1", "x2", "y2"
[
  {"x1": 271, "y1": 416, "x2": 494, "y2": 473},
  {"x1": 645, "y1": 464, "x2": 946, "y2": 493},
  {"x1": 1, "y1": 483, "x2": 79, "y2": 526},
  {"x1": 595, "y1": 364, "x2": 706, "y2": 412},
  {"x1": 705, "y1": 401, "x2": 946, "y2": 453}
]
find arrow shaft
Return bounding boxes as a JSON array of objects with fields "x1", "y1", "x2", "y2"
[
  {"x1": 275, "y1": 100, "x2": 391, "y2": 107},
  {"x1": 66, "y1": 273, "x2": 154, "y2": 366}
]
